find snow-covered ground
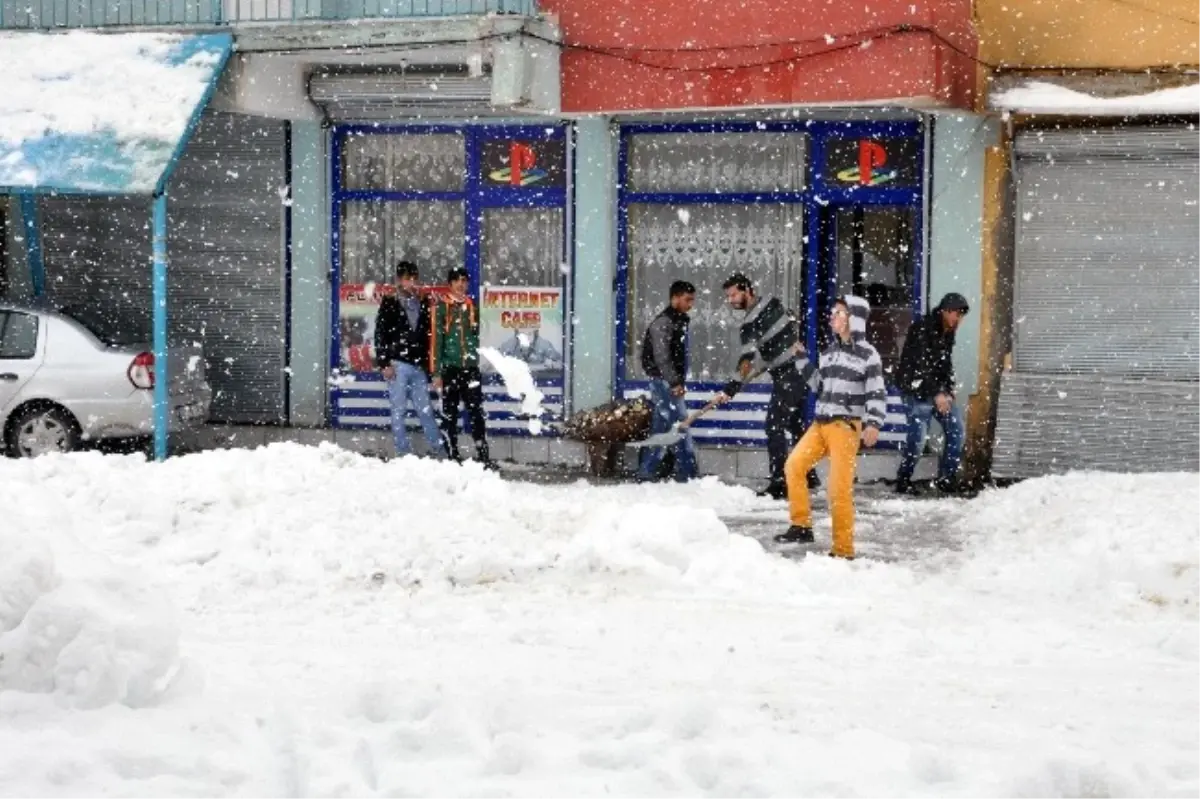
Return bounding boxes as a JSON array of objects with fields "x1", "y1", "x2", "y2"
[{"x1": 1, "y1": 444, "x2": 1196, "y2": 797}]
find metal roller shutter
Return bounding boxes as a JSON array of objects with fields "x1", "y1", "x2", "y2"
[
  {"x1": 168, "y1": 111, "x2": 288, "y2": 424},
  {"x1": 39, "y1": 110, "x2": 288, "y2": 424},
  {"x1": 1012, "y1": 128, "x2": 1199, "y2": 380},
  {"x1": 994, "y1": 126, "x2": 1200, "y2": 478}
]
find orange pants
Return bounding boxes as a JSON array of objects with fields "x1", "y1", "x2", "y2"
[{"x1": 785, "y1": 420, "x2": 861, "y2": 558}]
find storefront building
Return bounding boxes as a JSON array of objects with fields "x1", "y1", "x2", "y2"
[
  {"x1": 972, "y1": 0, "x2": 1199, "y2": 478},
  {"x1": 4, "y1": 0, "x2": 1002, "y2": 478}
]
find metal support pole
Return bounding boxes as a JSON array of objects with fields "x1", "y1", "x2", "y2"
[
  {"x1": 19, "y1": 194, "x2": 45, "y2": 297},
  {"x1": 152, "y1": 192, "x2": 169, "y2": 462}
]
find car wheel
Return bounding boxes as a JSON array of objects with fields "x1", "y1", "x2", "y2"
[{"x1": 8, "y1": 406, "x2": 80, "y2": 458}]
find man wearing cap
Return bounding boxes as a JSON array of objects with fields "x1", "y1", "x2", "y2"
[
  {"x1": 893, "y1": 292, "x2": 970, "y2": 494},
  {"x1": 430, "y1": 267, "x2": 497, "y2": 470}
]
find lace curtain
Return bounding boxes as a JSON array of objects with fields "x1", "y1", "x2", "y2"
[
  {"x1": 341, "y1": 133, "x2": 465, "y2": 192},
  {"x1": 481, "y1": 208, "x2": 564, "y2": 287},
  {"x1": 340, "y1": 201, "x2": 465, "y2": 285},
  {"x1": 626, "y1": 203, "x2": 803, "y2": 382},
  {"x1": 627, "y1": 132, "x2": 807, "y2": 194}
]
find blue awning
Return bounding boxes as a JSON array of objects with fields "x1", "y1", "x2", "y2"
[{"x1": 0, "y1": 30, "x2": 233, "y2": 196}]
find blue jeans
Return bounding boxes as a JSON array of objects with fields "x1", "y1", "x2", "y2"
[
  {"x1": 638, "y1": 380, "x2": 698, "y2": 482},
  {"x1": 387, "y1": 361, "x2": 447, "y2": 459},
  {"x1": 897, "y1": 396, "x2": 964, "y2": 482}
]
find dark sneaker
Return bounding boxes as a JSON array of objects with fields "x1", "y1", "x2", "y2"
[
  {"x1": 934, "y1": 476, "x2": 961, "y2": 494},
  {"x1": 806, "y1": 470, "x2": 821, "y2": 489},
  {"x1": 773, "y1": 525, "x2": 814, "y2": 544},
  {"x1": 895, "y1": 477, "x2": 914, "y2": 495},
  {"x1": 481, "y1": 459, "x2": 501, "y2": 472},
  {"x1": 756, "y1": 482, "x2": 788, "y2": 500}
]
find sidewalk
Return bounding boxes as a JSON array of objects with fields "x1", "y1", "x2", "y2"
[{"x1": 501, "y1": 463, "x2": 977, "y2": 565}]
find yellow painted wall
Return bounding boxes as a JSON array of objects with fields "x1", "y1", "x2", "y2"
[{"x1": 976, "y1": 0, "x2": 1198, "y2": 69}]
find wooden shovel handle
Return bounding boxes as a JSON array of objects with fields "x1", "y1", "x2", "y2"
[{"x1": 680, "y1": 363, "x2": 772, "y2": 429}]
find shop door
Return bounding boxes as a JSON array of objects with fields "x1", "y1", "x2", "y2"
[{"x1": 814, "y1": 204, "x2": 917, "y2": 385}]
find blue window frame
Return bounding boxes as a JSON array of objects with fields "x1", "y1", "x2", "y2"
[
  {"x1": 328, "y1": 123, "x2": 570, "y2": 435},
  {"x1": 616, "y1": 119, "x2": 925, "y2": 450}
]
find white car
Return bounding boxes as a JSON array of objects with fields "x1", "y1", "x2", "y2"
[{"x1": 0, "y1": 301, "x2": 212, "y2": 458}]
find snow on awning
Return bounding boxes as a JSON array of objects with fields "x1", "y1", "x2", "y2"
[
  {"x1": 0, "y1": 31, "x2": 233, "y2": 195},
  {"x1": 990, "y1": 79, "x2": 1200, "y2": 117}
]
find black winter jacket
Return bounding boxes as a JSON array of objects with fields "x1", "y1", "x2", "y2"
[
  {"x1": 374, "y1": 292, "x2": 432, "y2": 371},
  {"x1": 641, "y1": 306, "x2": 689, "y2": 388},
  {"x1": 894, "y1": 313, "x2": 956, "y2": 401}
]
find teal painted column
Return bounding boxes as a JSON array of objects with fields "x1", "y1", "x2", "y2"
[
  {"x1": 18, "y1": 195, "x2": 44, "y2": 297},
  {"x1": 928, "y1": 113, "x2": 1001, "y2": 401},
  {"x1": 152, "y1": 193, "x2": 170, "y2": 461},
  {"x1": 288, "y1": 121, "x2": 330, "y2": 427},
  {"x1": 571, "y1": 118, "x2": 618, "y2": 412}
]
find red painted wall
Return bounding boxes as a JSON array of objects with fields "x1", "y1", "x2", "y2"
[{"x1": 538, "y1": 0, "x2": 977, "y2": 113}]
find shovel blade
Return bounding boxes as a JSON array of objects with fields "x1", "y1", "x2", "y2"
[{"x1": 629, "y1": 425, "x2": 686, "y2": 449}]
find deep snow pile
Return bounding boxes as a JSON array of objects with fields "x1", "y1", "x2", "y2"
[
  {"x1": 0, "y1": 523, "x2": 179, "y2": 711},
  {"x1": 0, "y1": 445, "x2": 1196, "y2": 797}
]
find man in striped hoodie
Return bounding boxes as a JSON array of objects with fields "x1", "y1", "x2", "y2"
[
  {"x1": 715, "y1": 273, "x2": 819, "y2": 499},
  {"x1": 776, "y1": 295, "x2": 887, "y2": 560}
]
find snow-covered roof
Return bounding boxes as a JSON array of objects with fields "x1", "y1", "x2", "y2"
[
  {"x1": 0, "y1": 31, "x2": 233, "y2": 195},
  {"x1": 991, "y1": 79, "x2": 1200, "y2": 116}
]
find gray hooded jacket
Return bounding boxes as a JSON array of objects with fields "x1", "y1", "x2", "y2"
[{"x1": 795, "y1": 295, "x2": 888, "y2": 429}]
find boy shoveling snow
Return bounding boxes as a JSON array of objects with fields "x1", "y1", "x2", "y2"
[{"x1": 775, "y1": 295, "x2": 887, "y2": 560}]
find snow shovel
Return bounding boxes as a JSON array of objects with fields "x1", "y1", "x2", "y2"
[{"x1": 629, "y1": 364, "x2": 770, "y2": 449}]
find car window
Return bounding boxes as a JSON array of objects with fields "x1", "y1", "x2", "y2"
[
  {"x1": 58, "y1": 305, "x2": 149, "y2": 347},
  {"x1": 0, "y1": 311, "x2": 38, "y2": 359}
]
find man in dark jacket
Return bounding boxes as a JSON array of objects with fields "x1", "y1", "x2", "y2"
[
  {"x1": 430, "y1": 267, "x2": 496, "y2": 470},
  {"x1": 714, "y1": 273, "x2": 818, "y2": 499},
  {"x1": 893, "y1": 292, "x2": 970, "y2": 493},
  {"x1": 374, "y1": 261, "x2": 448, "y2": 460},
  {"x1": 637, "y1": 280, "x2": 698, "y2": 482}
]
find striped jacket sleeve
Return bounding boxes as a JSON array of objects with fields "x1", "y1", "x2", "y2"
[
  {"x1": 862, "y1": 349, "x2": 888, "y2": 429},
  {"x1": 794, "y1": 350, "x2": 821, "y2": 392}
]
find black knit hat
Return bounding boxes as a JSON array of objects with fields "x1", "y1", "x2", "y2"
[
  {"x1": 447, "y1": 267, "x2": 469, "y2": 282},
  {"x1": 936, "y1": 292, "x2": 970, "y2": 314}
]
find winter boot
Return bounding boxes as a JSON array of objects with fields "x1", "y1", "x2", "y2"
[
  {"x1": 756, "y1": 481, "x2": 788, "y2": 501},
  {"x1": 827, "y1": 551, "x2": 856, "y2": 561},
  {"x1": 934, "y1": 476, "x2": 961, "y2": 495},
  {"x1": 894, "y1": 476, "x2": 914, "y2": 495},
  {"x1": 773, "y1": 525, "x2": 814, "y2": 544},
  {"x1": 476, "y1": 440, "x2": 500, "y2": 471},
  {"x1": 806, "y1": 470, "x2": 821, "y2": 489}
]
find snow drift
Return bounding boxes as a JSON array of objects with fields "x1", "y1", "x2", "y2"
[
  {"x1": 0, "y1": 445, "x2": 1195, "y2": 797},
  {"x1": 0, "y1": 526, "x2": 179, "y2": 710}
]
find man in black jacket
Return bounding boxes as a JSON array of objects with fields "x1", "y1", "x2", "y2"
[
  {"x1": 374, "y1": 261, "x2": 448, "y2": 460},
  {"x1": 893, "y1": 292, "x2": 969, "y2": 493},
  {"x1": 637, "y1": 280, "x2": 698, "y2": 482}
]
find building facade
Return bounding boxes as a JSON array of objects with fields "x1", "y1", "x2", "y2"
[
  {"x1": 972, "y1": 0, "x2": 1199, "y2": 479},
  {"x1": 2, "y1": 0, "x2": 1010, "y2": 480}
]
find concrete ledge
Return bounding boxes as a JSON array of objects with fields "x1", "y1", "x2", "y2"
[{"x1": 175, "y1": 425, "x2": 941, "y2": 483}]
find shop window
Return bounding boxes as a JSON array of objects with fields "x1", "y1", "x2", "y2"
[
  {"x1": 481, "y1": 207, "x2": 566, "y2": 374},
  {"x1": 341, "y1": 133, "x2": 465, "y2": 192},
  {"x1": 832, "y1": 206, "x2": 914, "y2": 379},
  {"x1": 628, "y1": 132, "x2": 807, "y2": 194},
  {"x1": 481, "y1": 207, "x2": 564, "y2": 287},
  {"x1": 626, "y1": 203, "x2": 803, "y2": 382},
  {"x1": 340, "y1": 200, "x2": 465, "y2": 286},
  {"x1": 0, "y1": 311, "x2": 38, "y2": 359}
]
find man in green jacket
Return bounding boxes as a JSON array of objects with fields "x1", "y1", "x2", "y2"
[{"x1": 430, "y1": 267, "x2": 497, "y2": 470}]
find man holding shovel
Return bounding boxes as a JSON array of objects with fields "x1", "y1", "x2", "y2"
[
  {"x1": 635, "y1": 281, "x2": 699, "y2": 483},
  {"x1": 713, "y1": 274, "x2": 818, "y2": 499}
]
